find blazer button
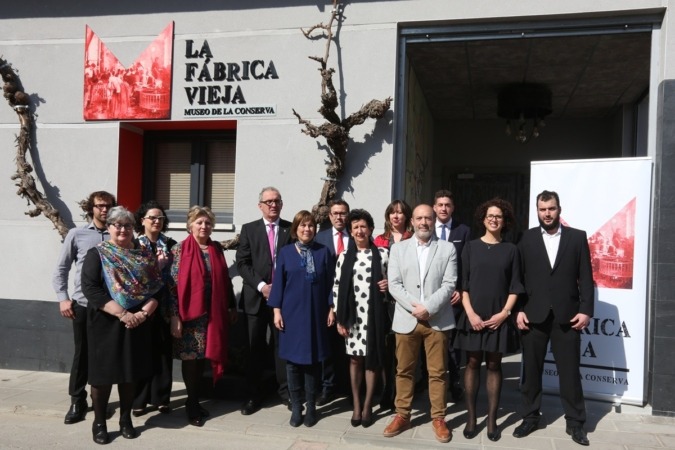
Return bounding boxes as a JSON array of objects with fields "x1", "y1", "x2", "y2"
[{"x1": 417, "y1": 285, "x2": 420, "y2": 288}]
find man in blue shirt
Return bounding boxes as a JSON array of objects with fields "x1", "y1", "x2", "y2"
[{"x1": 52, "y1": 191, "x2": 116, "y2": 424}]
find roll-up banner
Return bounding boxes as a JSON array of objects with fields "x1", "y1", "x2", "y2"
[{"x1": 529, "y1": 157, "x2": 652, "y2": 406}]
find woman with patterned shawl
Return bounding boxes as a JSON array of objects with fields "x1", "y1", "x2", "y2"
[
  {"x1": 81, "y1": 206, "x2": 164, "y2": 445},
  {"x1": 168, "y1": 206, "x2": 237, "y2": 427}
]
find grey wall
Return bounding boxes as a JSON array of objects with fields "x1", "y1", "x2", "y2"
[{"x1": 650, "y1": 79, "x2": 675, "y2": 416}]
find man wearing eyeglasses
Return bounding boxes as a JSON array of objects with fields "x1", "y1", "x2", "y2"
[
  {"x1": 52, "y1": 190, "x2": 116, "y2": 424},
  {"x1": 237, "y1": 186, "x2": 292, "y2": 415},
  {"x1": 432, "y1": 190, "x2": 470, "y2": 403},
  {"x1": 314, "y1": 199, "x2": 352, "y2": 406}
]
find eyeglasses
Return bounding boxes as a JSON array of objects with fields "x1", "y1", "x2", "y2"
[
  {"x1": 486, "y1": 214, "x2": 504, "y2": 221},
  {"x1": 144, "y1": 215, "x2": 166, "y2": 222},
  {"x1": 94, "y1": 204, "x2": 112, "y2": 210},
  {"x1": 260, "y1": 199, "x2": 282, "y2": 207},
  {"x1": 111, "y1": 223, "x2": 133, "y2": 231}
]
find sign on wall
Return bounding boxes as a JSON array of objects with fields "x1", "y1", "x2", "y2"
[
  {"x1": 180, "y1": 39, "x2": 278, "y2": 119},
  {"x1": 84, "y1": 23, "x2": 174, "y2": 120},
  {"x1": 530, "y1": 157, "x2": 652, "y2": 405}
]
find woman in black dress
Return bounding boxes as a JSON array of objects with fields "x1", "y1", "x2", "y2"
[
  {"x1": 454, "y1": 198, "x2": 523, "y2": 442},
  {"x1": 81, "y1": 207, "x2": 164, "y2": 445},
  {"x1": 132, "y1": 201, "x2": 177, "y2": 416}
]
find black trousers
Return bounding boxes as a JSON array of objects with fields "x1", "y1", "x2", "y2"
[
  {"x1": 520, "y1": 310, "x2": 586, "y2": 426},
  {"x1": 68, "y1": 303, "x2": 89, "y2": 403},
  {"x1": 245, "y1": 307, "x2": 288, "y2": 401}
]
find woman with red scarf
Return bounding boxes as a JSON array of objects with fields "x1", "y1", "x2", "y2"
[{"x1": 168, "y1": 206, "x2": 237, "y2": 427}]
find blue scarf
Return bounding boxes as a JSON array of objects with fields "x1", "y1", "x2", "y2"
[{"x1": 296, "y1": 241, "x2": 316, "y2": 281}]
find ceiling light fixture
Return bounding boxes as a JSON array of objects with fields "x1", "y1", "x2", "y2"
[{"x1": 498, "y1": 83, "x2": 552, "y2": 144}]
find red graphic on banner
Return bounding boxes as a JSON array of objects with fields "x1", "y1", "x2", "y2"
[
  {"x1": 586, "y1": 198, "x2": 636, "y2": 289},
  {"x1": 84, "y1": 23, "x2": 174, "y2": 120}
]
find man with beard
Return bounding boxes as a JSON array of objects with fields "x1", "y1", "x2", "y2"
[
  {"x1": 513, "y1": 190, "x2": 594, "y2": 446},
  {"x1": 383, "y1": 204, "x2": 457, "y2": 443},
  {"x1": 52, "y1": 191, "x2": 116, "y2": 424}
]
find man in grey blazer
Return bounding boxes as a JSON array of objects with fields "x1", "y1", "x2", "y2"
[{"x1": 383, "y1": 204, "x2": 458, "y2": 443}]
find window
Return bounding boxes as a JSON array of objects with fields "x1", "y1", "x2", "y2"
[{"x1": 143, "y1": 131, "x2": 236, "y2": 224}]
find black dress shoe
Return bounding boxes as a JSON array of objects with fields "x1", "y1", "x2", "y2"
[
  {"x1": 157, "y1": 405, "x2": 171, "y2": 414},
  {"x1": 119, "y1": 421, "x2": 138, "y2": 439},
  {"x1": 350, "y1": 415, "x2": 362, "y2": 427},
  {"x1": 241, "y1": 399, "x2": 261, "y2": 416},
  {"x1": 462, "y1": 426, "x2": 478, "y2": 439},
  {"x1": 566, "y1": 425, "x2": 590, "y2": 446},
  {"x1": 487, "y1": 429, "x2": 501, "y2": 442},
  {"x1": 316, "y1": 391, "x2": 336, "y2": 406},
  {"x1": 131, "y1": 406, "x2": 146, "y2": 417},
  {"x1": 64, "y1": 400, "x2": 88, "y2": 424},
  {"x1": 92, "y1": 423, "x2": 109, "y2": 445},
  {"x1": 513, "y1": 420, "x2": 539, "y2": 438}
]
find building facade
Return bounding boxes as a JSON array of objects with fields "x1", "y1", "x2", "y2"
[{"x1": 1, "y1": 1, "x2": 674, "y2": 415}]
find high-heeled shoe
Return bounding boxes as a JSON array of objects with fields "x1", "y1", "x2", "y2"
[
  {"x1": 463, "y1": 425, "x2": 478, "y2": 439},
  {"x1": 119, "y1": 421, "x2": 138, "y2": 439},
  {"x1": 92, "y1": 422, "x2": 109, "y2": 445},
  {"x1": 361, "y1": 407, "x2": 373, "y2": 428},
  {"x1": 487, "y1": 428, "x2": 501, "y2": 441},
  {"x1": 350, "y1": 414, "x2": 362, "y2": 427}
]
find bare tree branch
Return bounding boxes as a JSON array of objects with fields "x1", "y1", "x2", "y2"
[
  {"x1": 1, "y1": 57, "x2": 69, "y2": 239},
  {"x1": 292, "y1": 0, "x2": 393, "y2": 224}
]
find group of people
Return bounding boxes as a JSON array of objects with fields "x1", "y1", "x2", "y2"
[{"x1": 53, "y1": 186, "x2": 594, "y2": 446}]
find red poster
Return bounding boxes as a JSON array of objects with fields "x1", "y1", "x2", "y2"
[{"x1": 84, "y1": 22, "x2": 174, "y2": 120}]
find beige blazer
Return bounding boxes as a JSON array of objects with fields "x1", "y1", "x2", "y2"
[{"x1": 387, "y1": 236, "x2": 457, "y2": 333}]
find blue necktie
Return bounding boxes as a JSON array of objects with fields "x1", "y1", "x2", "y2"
[{"x1": 440, "y1": 224, "x2": 447, "y2": 241}]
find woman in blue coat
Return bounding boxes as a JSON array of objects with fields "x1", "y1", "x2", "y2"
[{"x1": 269, "y1": 210, "x2": 336, "y2": 428}]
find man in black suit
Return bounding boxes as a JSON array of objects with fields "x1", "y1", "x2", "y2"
[
  {"x1": 314, "y1": 199, "x2": 351, "y2": 405},
  {"x1": 433, "y1": 189, "x2": 470, "y2": 401},
  {"x1": 237, "y1": 186, "x2": 292, "y2": 415},
  {"x1": 513, "y1": 190, "x2": 594, "y2": 446}
]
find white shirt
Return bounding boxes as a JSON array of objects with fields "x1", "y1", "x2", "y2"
[
  {"x1": 541, "y1": 225, "x2": 562, "y2": 268},
  {"x1": 415, "y1": 237, "x2": 431, "y2": 303}
]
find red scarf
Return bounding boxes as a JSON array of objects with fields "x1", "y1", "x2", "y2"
[{"x1": 177, "y1": 235, "x2": 230, "y2": 383}]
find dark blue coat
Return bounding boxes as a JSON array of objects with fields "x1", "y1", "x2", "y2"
[{"x1": 268, "y1": 241, "x2": 335, "y2": 365}]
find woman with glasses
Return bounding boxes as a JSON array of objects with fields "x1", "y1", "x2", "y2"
[
  {"x1": 131, "y1": 201, "x2": 177, "y2": 417},
  {"x1": 81, "y1": 207, "x2": 164, "y2": 444},
  {"x1": 168, "y1": 206, "x2": 237, "y2": 427},
  {"x1": 453, "y1": 198, "x2": 523, "y2": 442}
]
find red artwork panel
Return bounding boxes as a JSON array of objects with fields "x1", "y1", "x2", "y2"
[
  {"x1": 587, "y1": 198, "x2": 636, "y2": 290},
  {"x1": 84, "y1": 23, "x2": 174, "y2": 120}
]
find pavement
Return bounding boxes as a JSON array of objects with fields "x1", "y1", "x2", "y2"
[{"x1": 1, "y1": 354, "x2": 674, "y2": 449}]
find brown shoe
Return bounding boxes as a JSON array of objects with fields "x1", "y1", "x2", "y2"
[
  {"x1": 432, "y1": 417, "x2": 452, "y2": 443},
  {"x1": 383, "y1": 414, "x2": 411, "y2": 438}
]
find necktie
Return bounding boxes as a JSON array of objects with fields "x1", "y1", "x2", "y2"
[
  {"x1": 440, "y1": 224, "x2": 447, "y2": 241},
  {"x1": 336, "y1": 231, "x2": 345, "y2": 255},
  {"x1": 268, "y1": 223, "x2": 276, "y2": 280}
]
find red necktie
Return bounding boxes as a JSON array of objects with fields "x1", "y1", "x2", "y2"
[{"x1": 336, "y1": 231, "x2": 345, "y2": 255}]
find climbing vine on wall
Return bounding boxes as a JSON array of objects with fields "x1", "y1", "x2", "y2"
[{"x1": 1, "y1": 57, "x2": 69, "y2": 239}]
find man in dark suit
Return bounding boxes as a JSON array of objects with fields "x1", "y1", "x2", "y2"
[
  {"x1": 314, "y1": 199, "x2": 351, "y2": 405},
  {"x1": 513, "y1": 190, "x2": 594, "y2": 446},
  {"x1": 433, "y1": 189, "x2": 470, "y2": 401},
  {"x1": 237, "y1": 186, "x2": 292, "y2": 415}
]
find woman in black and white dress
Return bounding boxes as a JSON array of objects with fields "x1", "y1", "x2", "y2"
[{"x1": 333, "y1": 209, "x2": 389, "y2": 428}]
